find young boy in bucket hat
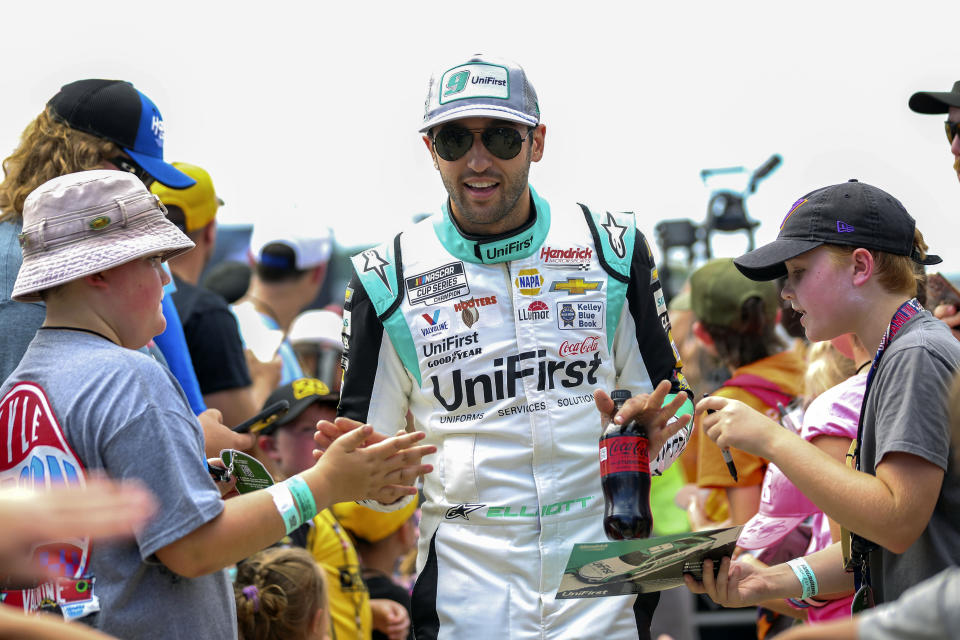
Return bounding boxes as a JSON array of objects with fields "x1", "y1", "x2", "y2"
[
  {"x1": 686, "y1": 179, "x2": 960, "y2": 610},
  {"x1": 0, "y1": 170, "x2": 435, "y2": 638}
]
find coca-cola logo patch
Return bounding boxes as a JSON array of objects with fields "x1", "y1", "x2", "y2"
[{"x1": 558, "y1": 336, "x2": 601, "y2": 358}]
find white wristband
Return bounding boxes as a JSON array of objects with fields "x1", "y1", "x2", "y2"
[
  {"x1": 787, "y1": 557, "x2": 819, "y2": 599},
  {"x1": 266, "y1": 483, "x2": 301, "y2": 534}
]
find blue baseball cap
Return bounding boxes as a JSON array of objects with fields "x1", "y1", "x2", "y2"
[{"x1": 47, "y1": 79, "x2": 195, "y2": 189}]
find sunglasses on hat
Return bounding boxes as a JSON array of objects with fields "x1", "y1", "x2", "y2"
[
  {"x1": 432, "y1": 125, "x2": 533, "y2": 162},
  {"x1": 110, "y1": 156, "x2": 154, "y2": 187},
  {"x1": 945, "y1": 120, "x2": 960, "y2": 144}
]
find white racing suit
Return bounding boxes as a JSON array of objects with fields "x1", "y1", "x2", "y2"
[{"x1": 339, "y1": 187, "x2": 693, "y2": 639}]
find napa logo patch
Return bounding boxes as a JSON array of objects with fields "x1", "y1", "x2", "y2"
[{"x1": 514, "y1": 268, "x2": 543, "y2": 296}]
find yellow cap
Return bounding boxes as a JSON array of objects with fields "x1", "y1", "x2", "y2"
[
  {"x1": 150, "y1": 162, "x2": 222, "y2": 232},
  {"x1": 333, "y1": 499, "x2": 418, "y2": 543}
]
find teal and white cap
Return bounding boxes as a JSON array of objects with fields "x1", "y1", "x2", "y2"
[{"x1": 420, "y1": 54, "x2": 540, "y2": 133}]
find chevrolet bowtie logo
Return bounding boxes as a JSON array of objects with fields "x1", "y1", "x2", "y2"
[{"x1": 549, "y1": 278, "x2": 604, "y2": 295}]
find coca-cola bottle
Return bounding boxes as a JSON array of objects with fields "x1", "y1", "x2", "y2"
[{"x1": 599, "y1": 389, "x2": 653, "y2": 539}]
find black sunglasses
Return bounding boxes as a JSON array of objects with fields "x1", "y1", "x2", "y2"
[
  {"x1": 945, "y1": 120, "x2": 960, "y2": 144},
  {"x1": 110, "y1": 156, "x2": 154, "y2": 187},
  {"x1": 433, "y1": 125, "x2": 533, "y2": 162}
]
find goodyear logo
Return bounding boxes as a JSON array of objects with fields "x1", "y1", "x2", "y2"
[{"x1": 514, "y1": 268, "x2": 543, "y2": 296}]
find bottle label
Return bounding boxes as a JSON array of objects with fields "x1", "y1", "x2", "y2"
[{"x1": 599, "y1": 435, "x2": 650, "y2": 475}]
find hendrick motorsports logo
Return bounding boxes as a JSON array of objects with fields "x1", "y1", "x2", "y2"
[
  {"x1": 540, "y1": 246, "x2": 592, "y2": 268},
  {"x1": 406, "y1": 262, "x2": 470, "y2": 306}
]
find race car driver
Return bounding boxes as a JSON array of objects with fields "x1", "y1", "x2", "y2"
[{"x1": 334, "y1": 54, "x2": 694, "y2": 640}]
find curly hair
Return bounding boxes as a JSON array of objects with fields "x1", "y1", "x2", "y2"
[
  {"x1": 235, "y1": 547, "x2": 327, "y2": 640},
  {"x1": 0, "y1": 108, "x2": 120, "y2": 221}
]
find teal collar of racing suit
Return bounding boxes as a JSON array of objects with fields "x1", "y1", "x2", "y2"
[{"x1": 432, "y1": 185, "x2": 551, "y2": 265}]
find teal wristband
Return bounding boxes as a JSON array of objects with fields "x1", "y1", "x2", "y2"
[
  {"x1": 266, "y1": 484, "x2": 301, "y2": 535},
  {"x1": 787, "y1": 558, "x2": 819, "y2": 599},
  {"x1": 286, "y1": 475, "x2": 318, "y2": 522}
]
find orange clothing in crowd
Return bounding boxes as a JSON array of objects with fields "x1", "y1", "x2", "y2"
[{"x1": 694, "y1": 348, "x2": 805, "y2": 516}]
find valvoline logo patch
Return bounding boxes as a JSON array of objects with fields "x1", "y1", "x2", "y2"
[
  {"x1": 419, "y1": 309, "x2": 451, "y2": 338},
  {"x1": 1, "y1": 382, "x2": 93, "y2": 615}
]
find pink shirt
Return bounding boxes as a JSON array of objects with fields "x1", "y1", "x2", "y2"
[{"x1": 800, "y1": 373, "x2": 867, "y2": 622}]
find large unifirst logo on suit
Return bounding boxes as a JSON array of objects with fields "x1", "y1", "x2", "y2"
[{"x1": 431, "y1": 348, "x2": 602, "y2": 411}]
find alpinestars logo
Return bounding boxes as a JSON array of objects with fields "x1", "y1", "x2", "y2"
[
  {"x1": 431, "y1": 349, "x2": 602, "y2": 411},
  {"x1": 445, "y1": 503, "x2": 485, "y2": 520},
  {"x1": 361, "y1": 249, "x2": 391, "y2": 293},
  {"x1": 601, "y1": 212, "x2": 627, "y2": 259}
]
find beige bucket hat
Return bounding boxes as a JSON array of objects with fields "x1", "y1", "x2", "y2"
[{"x1": 13, "y1": 170, "x2": 195, "y2": 302}]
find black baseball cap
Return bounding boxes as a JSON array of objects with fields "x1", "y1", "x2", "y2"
[
  {"x1": 259, "y1": 378, "x2": 339, "y2": 436},
  {"x1": 909, "y1": 80, "x2": 960, "y2": 114},
  {"x1": 734, "y1": 179, "x2": 941, "y2": 281},
  {"x1": 47, "y1": 79, "x2": 195, "y2": 189}
]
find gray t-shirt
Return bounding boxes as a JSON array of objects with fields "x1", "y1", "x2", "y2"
[
  {"x1": 859, "y1": 312, "x2": 960, "y2": 603},
  {"x1": 1, "y1": 329, "x2": 236, "y2": 639},
  {"x1": 0, "y1": 219, "x2": 45, "y2": 381},
  {"x1": 858, "y1": 567, "x2": 960, "y2": 640}
]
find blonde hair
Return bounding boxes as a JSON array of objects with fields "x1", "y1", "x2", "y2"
[
  {"x1": 235, "y1": 547, "x2": 327, "y2": 640},
  {"x1": 824, "y1": 228, "x2": 929, "y2": 298},
  {"x1": 0, "y1": 108, "x2": 120, "y2": 221},
  {"x1": 803, "y1": 341, "x2": 856, "y2": 406}
]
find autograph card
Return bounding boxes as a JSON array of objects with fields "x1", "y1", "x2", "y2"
[
  {"x1": 556, "y1": 525, "x2": 742, "y2": 598},
  {"x1": 220, "y1": 449, "x2": 274, "y2": 494}
]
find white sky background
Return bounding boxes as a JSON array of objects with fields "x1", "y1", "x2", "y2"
[{"x1": 3, "y1": 1, "x2": 959, "y2": 272}]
